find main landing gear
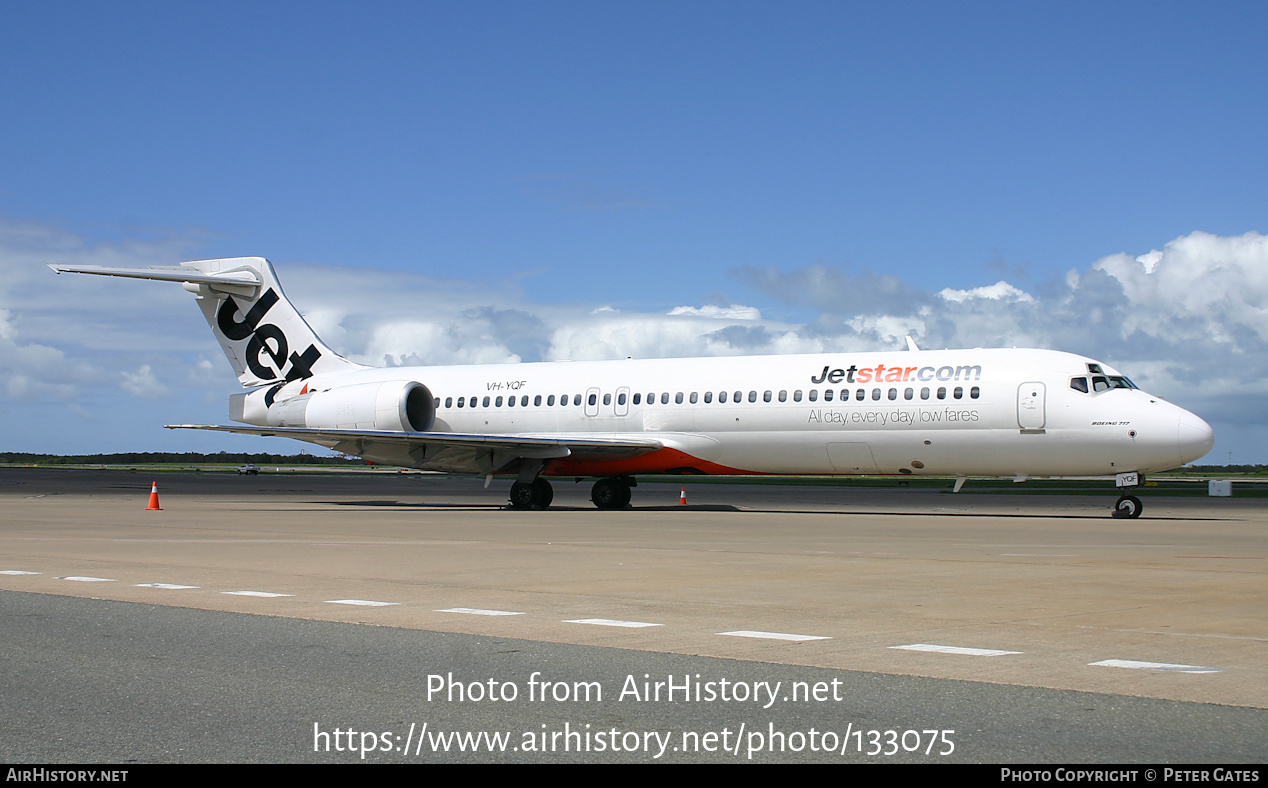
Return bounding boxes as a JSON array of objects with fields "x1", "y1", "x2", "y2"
[
  {"x1": 508, "y1": 478, "x2": 554, "y2": 510},
  {"x1": 590, "y1": 476, "x2": 633, "y2": 510},
  {"x1": 1110, "y1": 472, "x2": 1143, "y2": 519}
]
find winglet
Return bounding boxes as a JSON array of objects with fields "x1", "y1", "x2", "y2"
[{"x1": 905, "y1": 335, "x2": 920, "y2": 351}]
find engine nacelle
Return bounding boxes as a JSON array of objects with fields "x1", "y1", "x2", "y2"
[{"x1": 266, "y1": 380, "x2": 435, "y2": 432}]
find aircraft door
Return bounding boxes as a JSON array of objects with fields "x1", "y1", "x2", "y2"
[
  {"x1": 615, "y1": 386, "x2": 630, "y2": 417},
  {"x1": 584, "y1": 387, "x2": 600, "y2": 417},
  {"x1": 1017, "y1": 382, "x2": 1046, "y2": 430}
]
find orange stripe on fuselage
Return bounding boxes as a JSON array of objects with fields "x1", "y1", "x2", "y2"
[{"x1": 544, "y1": 446, "x2": 754, "y2": 477}]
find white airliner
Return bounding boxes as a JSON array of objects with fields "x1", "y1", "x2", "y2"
[{"x1": 51, "y1": 257, "x2": 1214, "y2": 518}]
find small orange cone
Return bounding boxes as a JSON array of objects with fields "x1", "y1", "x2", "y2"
[
  {"x1": 146, "y1": 481, "x2": 163, "y2": 511},
  {"x1": 679, "y1": 487, "x2": 687, "y2": 505}
]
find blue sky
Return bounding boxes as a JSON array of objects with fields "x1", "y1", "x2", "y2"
[{"x1": 1, "y1": 2, "x2": 1265, "y2": 462}]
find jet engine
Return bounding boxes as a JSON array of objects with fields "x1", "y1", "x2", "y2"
[{"x1": 266, "y1": 380, "x2": 435, "y2": 432}]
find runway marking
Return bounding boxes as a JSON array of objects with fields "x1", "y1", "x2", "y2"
[
  {"x1": 891, "y1": 643, "x2": 1023, "y2": 657},
  {"x1": 998, "y1": 554, "x2": 1077, "y2": 557},
  {"x1": 327, "y1": 599, "x2": 400, "y2": 607},
  {"x1": 436, "y1": 607, "x2": 524, "y2": 616},
  {"x1": 223, "y1": 591, "x2": 294, "y2": 598},
  {"x1": 0, "y1": 570, "x2": 41, "y2": 575},
  {"x1": 59, "y1": 576, "x2": 115, "y2": 582},
  {"x1": 566, "y1": 618, "x2": 663, "y2": 628},
  {"x1": 719, "y1": 630, "x2": 830, "y2": 642},
  {"x1": 136, "y1": 583, "x2": 199, "y2": 590},
  {"x1": 1089, "y1": 659, "x2": 1222, "y2": 674}
]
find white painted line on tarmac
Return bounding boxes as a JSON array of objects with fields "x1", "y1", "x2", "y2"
[
  {"x1": 223, "y1": 591, "x2": 294, "y2": 598},
  {"x1": 719, "y1": 630, "x2": 830, "y2": 642},
  {"x1": 327, "y1": 599, "x2": 400, "y2": 607},
  {"x1": 59, "y1": 576, "x2": 115, "y2": 582},
  {"x1": 891, "y1": 643, "x2": 1022, "y2": 656},
  {"x1": 1090, "y1": 659, "x2": 1221, "y2": 674},
  {"x1": 566, "y1": 618, "x2": 663, "y2": 628},
  {"x1": 0, "y1": 570, "x2": 41, "y2": 575},
  {"x1": 436, "y1": 607, "x2": 524, "y2": 616},
  {"x1": 136, "y1": 583, "x2": 200, "y2": 590}
]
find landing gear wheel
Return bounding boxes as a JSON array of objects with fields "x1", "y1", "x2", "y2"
[
  {"x1": 509, "y1": 479, "x2": 554, "y2": 510},
  {"x1": 1112, "y1": 495, "x2": 1143, "y2": 519},
  {"x1": 509, "y1": 481, "x2": 535, "y2": 510},
  {"x1": 591, "y1": 477, "x2": 631, "y2": 510},
  {"x1": 532, "y1": 478, "x2": 554, "y2": 509}
]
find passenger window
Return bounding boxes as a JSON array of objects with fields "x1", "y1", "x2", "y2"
[
  {"x1": 763, "y1": 390, "x2": 772, "y2": 402},
  {"x1": 603, "y1": 393, "x2": 611, "y2": 405},
  {"x1": 704, "y1": 392, "x2": 712, "y2": 403},
  {"x1": 618, "y1": 392, "x2": 626, "y2": 405},
  {"x1": 936, "y1": 388, "x2": 946, "y2": 400},
  {"x1": 778, "y1": 390, "x2": 787, "y2": 402},
  {"x1": 953, "y1": 387, "x2": 963, "y2": 399},
  {"x1": 733, "y1": 391, "x2": 742, "y2": 403},
  {"x1": 573, "y1": 394, "x2": 582, "y2": 406},
  {"x1": 970, "y1": 386, "x2": 980, "y2": 399},
  {"x1": 521, "y1": 396, "x2": 528, "y2": 406},
  {"x1": 904, "y1": 388, "x2": 913, "y2": 400},
  {"x1": 888, "y1": 388, "x2": 897, "y2": 401},
  {"x1": 920, "y1": 387, "x2": 929, "y2": 400},
  {"x1": 856, "y1": 389, "x2": 865, "y2": 401},
  {"x1": 588, "y1": 393, "x2": 597, "y2": 406},
  {"x1": 534, "y1": 395, "x2": 542, "y2": 406},
  {"x1": 547, "y1": 395, "x2": 555, "y2": 406},
  {"x1": 748, "y1": 391, "x2": 757, "y2": 403},
  {"x1": 690, "y1": 392, "x2": 698, "y2": 404},
  {"x1": 793, "y1": 390, "x2": 802, "y2": 402},
  {"x1": 719, "y1": 391, "x2": 728, "y2": 403},
  {"x1": 444, "y1": 397, "x2": 452, "y2": 408},
  {"x1": 632, "y1": 393, "x2": 640, "y2": 405},
  {"x1": 457, "y1": 397, "x2": 465, "y2": 408},
  {"x1": 496, "y1": 396, "x2": 504, "y2": 407},
  {"x1": 675, "y1": 392, "x2": 683, "y2": 404},
  {"x1": 823, "y1": 389, "x2": 833, "y2": 402},
  {"x1": 507, "y1": 396, "x2": 516, "y2": 407},
  {"x1": 809, "y1": 389, "x2": 818, "y2": 402},
  {"x1": 661, "y1": 392, "x2": 670, "y2": 404}
]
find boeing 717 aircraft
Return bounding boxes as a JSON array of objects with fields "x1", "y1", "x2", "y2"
[{"x1": 51, "y1": 257, "x2": 1214, "y2": 518}]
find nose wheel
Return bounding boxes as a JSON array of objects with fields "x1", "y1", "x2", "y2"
[{"x1": 1112, "y1": 494, "x2": 1142, "y2": 519}]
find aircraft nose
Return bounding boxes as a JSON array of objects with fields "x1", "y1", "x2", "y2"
[{"x1": 1177, "y1": 410, "x2": 1214, "y2": 464}]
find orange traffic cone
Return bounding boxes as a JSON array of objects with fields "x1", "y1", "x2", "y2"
[
  {"x1": 679, "y1": 487, "x2": 687, "y2": 505},
  {"x1": 146, "y1": 481, "x2": 163, "y2": 511}
]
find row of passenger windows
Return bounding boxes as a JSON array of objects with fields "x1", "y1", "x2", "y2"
[{"x1": 442, "y1": 386, "x2": 981, "y2": 409}]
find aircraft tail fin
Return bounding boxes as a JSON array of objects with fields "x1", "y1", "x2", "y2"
[{"x1": 49, "y1": 257, "x2": 365, "y2": 388}]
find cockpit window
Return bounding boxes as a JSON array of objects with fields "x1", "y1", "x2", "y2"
[
  {"x1": 1092, "y1": 376, "x2": 1109, "y2": 392},
  {"x1": 1070, "y1": 377, "x2": 1089, "y2": 393},
  {"x1": 1107, "y1": 375, "x2": 1137, "y2": 390}
]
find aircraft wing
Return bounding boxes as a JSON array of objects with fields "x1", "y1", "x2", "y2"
[{"x1": 167, "y1": 424, "x2": 663, "y2": 475}]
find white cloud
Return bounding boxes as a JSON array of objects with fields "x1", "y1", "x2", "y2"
[{"x1": 5, "y1": 220, "x2": 1266, "y2": 459}]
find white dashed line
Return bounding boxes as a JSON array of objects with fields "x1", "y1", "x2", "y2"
[
  {"x1": 436, "y1": 607, "x2": 525, "y2": 616},
  {"x1": 0, "y1": 570, "x2": 41, "y2": 575},
  {"x1": 891, "y1": 643, "x2": 1022, "y2": 656},
  {"x1": 327, "y1": 599, "x2": 399, "y2": 607},
  {"x1": 136, "y1": 583, "x2": 200, "y2": 590},
  {"x1": 1090, "y1": 659, "x2": 1222, "y2": 674},
  {"x1": 718, "y1": 630, "x2": 830, "y2": 642},
  {"x1": 565, "y1": 618, "x2": 663, "y2": 628},
  {"x1": 59, "y1": 576, "x2": 115, "y2": 582},
  {"x1": 222, "y1": 591, "x2": 294, "y2": 598}
]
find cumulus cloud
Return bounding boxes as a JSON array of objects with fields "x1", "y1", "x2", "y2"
[{"x1": 4, "y1": 219, "x2": 1265, "y2": 458}]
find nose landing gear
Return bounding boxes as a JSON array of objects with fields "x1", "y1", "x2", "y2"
[
  {"x1": 1111, "y1": 472, "x2": 1143, "y2": 519},
  {"x1": 1112, "y1": 494, "x2": 1143, "y2": 519}
]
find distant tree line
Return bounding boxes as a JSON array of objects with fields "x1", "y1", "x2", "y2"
[
  {"x1": 1182, "y1": 464, "x2": 1268, "y2": 474},
  {"x1": 0, "y1": 451, "x2": 363, "y2": 465}
]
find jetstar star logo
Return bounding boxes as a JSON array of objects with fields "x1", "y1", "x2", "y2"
[
  {"x1": 810, "y1": 363, "x2": 983, "y2": 385},
  {"x1": 216, "y1": 288, "x2": 321, "y2": 383}
]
